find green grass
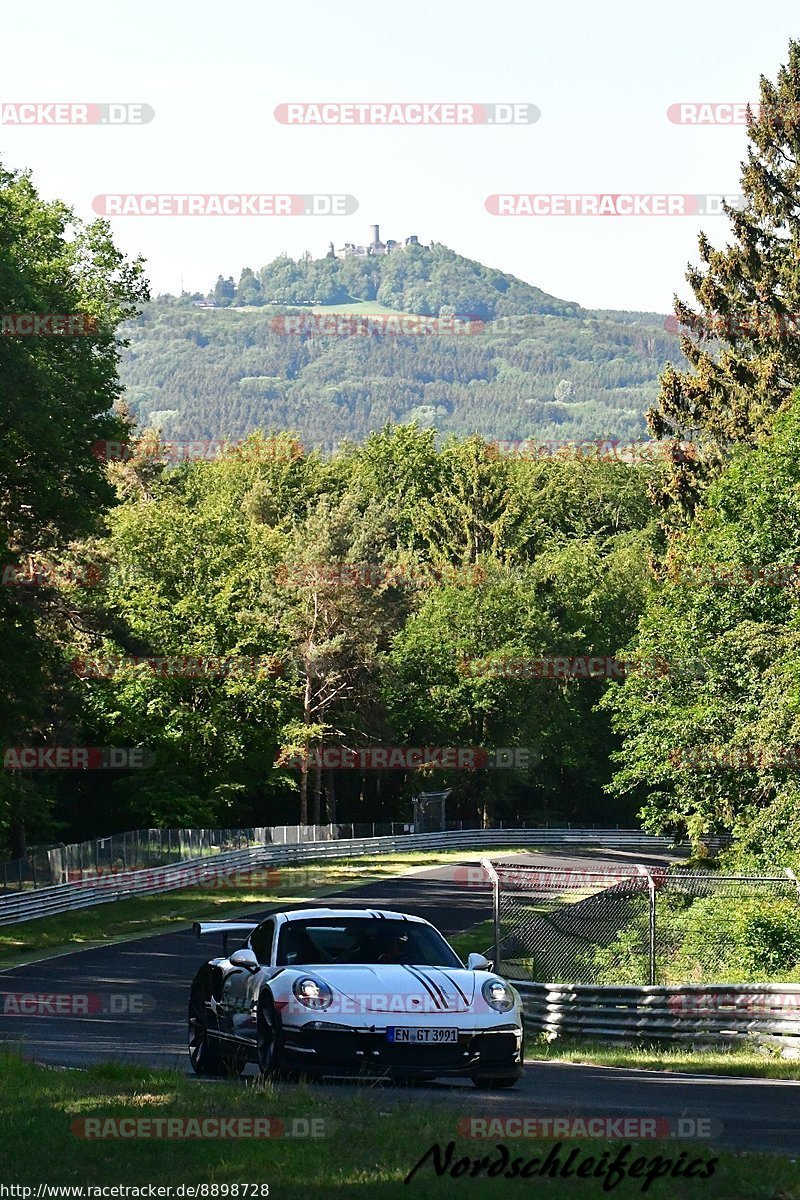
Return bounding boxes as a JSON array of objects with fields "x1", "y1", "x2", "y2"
[
  {"x1": 449, "y1": 918, "x2": 496, "y2": 961},
  {"x1": 0, "y1": 1052, "x2": 795, "y2": 1197},
  {"x1": 0, "y1": 848, "x2": 528, "y2": 968},
  {"x1": 525, "y1": 1031, "x2": 800, "y2": 1080}
]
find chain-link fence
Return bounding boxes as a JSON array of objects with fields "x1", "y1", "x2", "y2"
[{"x1": 487, "y1": 860, "x2": 800, "y2": 986}]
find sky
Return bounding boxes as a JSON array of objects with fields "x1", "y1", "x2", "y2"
[{"x1": 1, "y1": 0, "x2": 798, "y2": 312}]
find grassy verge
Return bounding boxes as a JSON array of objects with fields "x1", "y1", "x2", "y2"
[
  {"x1": 0, "y1": 1052, "x2": 794, "y2": 1198},
  {"x1": 525, "y1": 1031, "x2": 800, "y2": 1081},
  {"x1": 449, "y1": 919, "x2": 495, "y2": 961},
  {"x1": 0, "y1": 848, "x2": 526, "y2": 969}
]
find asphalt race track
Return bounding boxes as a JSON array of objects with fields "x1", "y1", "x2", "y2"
[{"x1": 2, "y1": 849, "x2": 799, "y2": 1157}]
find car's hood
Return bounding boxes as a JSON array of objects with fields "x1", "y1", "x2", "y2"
[{"x1": 303, "y1": 963, "x2": 478, "y2": 1015}]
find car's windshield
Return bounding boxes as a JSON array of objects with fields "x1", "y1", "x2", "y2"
[{"x1": 276, "y1": 917, "x2": 462, "y2": 968}]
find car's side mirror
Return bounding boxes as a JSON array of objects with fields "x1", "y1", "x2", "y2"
[
  {"x1": 467, "y1": 952, "x2": 493, "y2": 971},
  {"x1": 229, "y1": 947, "x2": 259, "y2": 971}
]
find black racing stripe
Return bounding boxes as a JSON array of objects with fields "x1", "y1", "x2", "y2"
[
  {"x1": 402, "y1": 964, "x2": 442, "y2": 1010},
  {"x1": 440, "y1": 971, "x2": 470, "y2": 1005},
  {"x1": 413, "y1": 966, "x2": 450, "y2": 1010}
]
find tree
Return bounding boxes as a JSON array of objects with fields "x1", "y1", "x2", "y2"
[
  {"x1": 70, "y1": 434, "x2": 308, "y2": 829},
  {"x1": 603, "y1": 393, "x2": 800, "y2": 845},
  {"x1": 409, "y1": 436, "x2": 531, "y2": 566},
  {"x1": 235, "y1": 268, "x2": 262, "y2": 306},
  {"x1": 0, "y1": 162, "x2": 148, "y2": 853},
  {"x1": 653, "y1": 40, "x2": 800, "y2": 513},
  {"x1": 273, "y1": 490, "x2": 406, "y2": 824},
  {"x1": 213, "y1": 275, "x2": 235, "y2": 306}
]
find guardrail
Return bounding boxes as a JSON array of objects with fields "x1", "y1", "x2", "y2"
[
  {"x1": 514, "y1": 981, "x2": 800, "y2": 1053},
  {"x1": 0, "y1": 827, "x2": 679, "y2": 926}
]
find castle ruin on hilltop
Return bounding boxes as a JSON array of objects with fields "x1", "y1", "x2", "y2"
[{"x1": 327, "y1": 225, "x2": 431, "y2": 259}]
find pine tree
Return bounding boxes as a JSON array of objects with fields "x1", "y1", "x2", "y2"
[{"x1": 652, "y1": 40, "x2": 800, "y2": 513}]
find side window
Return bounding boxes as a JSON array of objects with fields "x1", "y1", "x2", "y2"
[{"x1": 249, "y1": 920, "x2": 275, "y2": 965}]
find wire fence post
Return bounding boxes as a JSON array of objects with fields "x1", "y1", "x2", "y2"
[
  {"x1": 636, "y1": 865, "x2": 657, "y2": 986},
  {"x1": 481, "y1": 856, "x2": 501, "y2": 974}
]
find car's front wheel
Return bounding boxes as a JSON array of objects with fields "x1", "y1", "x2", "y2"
[
  {"x1": 257, "y1": 993, "x2": 294, "y2": 1081},
  {"x1": 188, "y1": 983, "x2": 244, "y2": 1077},
  {"x1": 471, "y1": 1020, "x2": 525, "y2": 1089}
]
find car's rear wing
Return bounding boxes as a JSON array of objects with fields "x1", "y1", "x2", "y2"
[{"x1": 193, "y1": 921, "x2": 258, "y2": 952}]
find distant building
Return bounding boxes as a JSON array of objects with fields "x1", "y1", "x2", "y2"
[{"x1": 330, "y1": 225, "x2": 427, "y2": 259}]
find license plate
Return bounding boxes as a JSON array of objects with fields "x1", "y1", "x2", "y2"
[{"x1": 387, "y1": 1027, "x2": 459, "y2": 1044}]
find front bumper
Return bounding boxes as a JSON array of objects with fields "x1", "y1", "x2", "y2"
[{"x1": 280, "y1": 1021, "x2": 523, "y2": 1079}]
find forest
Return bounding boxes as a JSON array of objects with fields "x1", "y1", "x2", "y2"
[
  {"x1": 6, "y1": 39, "x2": 800, "y2": 888},
  {"x1": 117, "y1": 244, "x2": 671, "y2": 450}
]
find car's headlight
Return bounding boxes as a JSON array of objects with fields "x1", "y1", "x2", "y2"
[
  {"x1": 292, "y1": 977, "x2": 333, "y2": 1009},
  {"x1": 482, "y1": 979, "x2": 514, "y2": 1013}
]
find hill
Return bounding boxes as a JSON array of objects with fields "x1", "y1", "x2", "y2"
[{"x1": 117, "y1": 242, "x2": 679, "y2": 449}]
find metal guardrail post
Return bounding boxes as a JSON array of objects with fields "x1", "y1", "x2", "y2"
[{"x1": 480, "y1": 856, "x2": 501, "y2": 973}]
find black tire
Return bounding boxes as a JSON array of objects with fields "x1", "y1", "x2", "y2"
[
  {"x1": 188, "y1": 983, "x2": 244, "y2": 1077},
  {"x1": 257, "y1": 993, "x2": 294, "y2": 1081}
]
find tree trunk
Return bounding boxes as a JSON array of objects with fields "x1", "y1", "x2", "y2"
[
  {"x1": 312, "y1": 756, "x2": 322, "y2": 825},
  {"x1": 299, "y1": 765, "x2": 308, "y2": 826},
  {"x1": 8, "y1": 813, "x2": 26, "y2": 860},
  {"x1": 300, "y1": 655, "x2": 313, "y2": 827},
  {"x1": 325, "y1": 769, "x2": 337, "y2": 825}
]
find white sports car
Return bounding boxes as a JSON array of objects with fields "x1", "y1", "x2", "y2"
[{"x1": 188, "y1": 906, "x2": 524, "y2": 1088}]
